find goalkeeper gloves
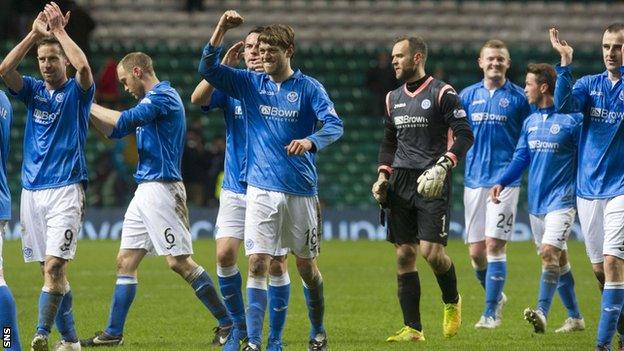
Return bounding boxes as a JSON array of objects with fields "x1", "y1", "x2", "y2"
[
  {"x1": 372, "y1": 178, "x2": 389, "y2": 204},
  {"x1": 417, "y1": 155, "x2": 454, "y2": 198}
]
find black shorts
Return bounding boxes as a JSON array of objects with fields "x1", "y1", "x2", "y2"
[{"x1": 385, "y1": 168, "x2": 451, "y2": 246}]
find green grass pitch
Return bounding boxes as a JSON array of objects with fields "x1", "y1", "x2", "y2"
[{"x1": 2, "y1": 239, "x2": 600, "y2": 350}]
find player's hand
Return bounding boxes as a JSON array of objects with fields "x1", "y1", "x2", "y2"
[
  {"x1": 31, "y1": 11, "x2": 50, "y2": 37},
  {"x1": 372, "y1": 176, "x2": 389, "y2": 204},
  {"x1": 285, "y1": 138, "x2": 313, "y2": 156},
  {"x1": 43, "y1": 2, "x2": 70, "y2": 33},
  {"x1": 416, "y1": 156, "x2": 453, "y2": 198},
  {"x1": 222, "y1": 41, "x2": 244, "y2": 66},
  {"x1": 218, "y1": 10, "x2": 243, "y2": 31},
  {"x1": 490, "y1": 184, "x2": 503, "y2": 204},
  {"x1": 549, "y1": 28, "x2": 573, "y2": 66}
]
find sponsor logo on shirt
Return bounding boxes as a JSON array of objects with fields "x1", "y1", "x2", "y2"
[
  {"x1": 394, "y1": 115, "x2": 428, "y2": 128},
  {"x1": 33, "y1": 108, "x2": 58, "y2": 124},
  {"x1": 259, "y1": 104, "x2": 299, "y2": 122},
  {"x1": 234, "y1": 105, "x2": 242, "y2": 116},
  {"x1": 55, "y1": 92, "x2": 64, "y2": 103},
  {"x1": 421, "y1": 99, "x2": 431, "y2": 110},
  {"x1": 34, "y1": 94, "x2": 48, "y2": 103},
  {"x1": 259, "y1": 89, "x2": 276, "y2": 96},
  {"x1": 528, "y1": 139, "x2": 559, "y2": 151},
  {"x1": 590, "y1": 90, "x2": 603, "y2": 96},
  {"x1": 471, "y1": 112, "x2": 507, "y2": 123},
  {"x1": 499, "y1": 98, "x2": 510, "y2": 108},
  {"x1": 589, "y1": 107, "x2": 624, "y2": 124},
  {"x1": 549, "y1": 124, "x2": 560, "y2": 134},
  {"x1": 453, "y1": 109, "x2": 467, "y2": 118},
  {"x1": 471, "y1": 99, "x2": 486, "y2": 106},
  {"x1": 287, "y1": 91, "x2": 299, "y2": 102},
  {"x1": 394, "y1": 102, "x2": 406, "y2": 108}
]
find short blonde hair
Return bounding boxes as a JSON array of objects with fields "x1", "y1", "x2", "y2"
[
  {"x1": 118, "y1": 52, "x2": 154, "y2": 75},
  {"x1": 480, "y1": 39, "x2": 509, "y2": 57}
]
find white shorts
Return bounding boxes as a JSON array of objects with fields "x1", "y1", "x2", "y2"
[
  {"x1": 464, "y1": 186, "x2": 520, "y2": 243},
  {"x1": 529, "y1": 207, "x2": 576, "y2": 252},
  {"x1": 20, "y1": 183, "x2": 85, "y2": 262},
  {"x1": 0, "y1": 221, "x2": 6, "y2": 270},
  {"x1": 120, "y1": 182, "x2": 193, "y2": 256},
  {"x1": 578, "y1": 195, "x2": 624, "y2": 263},
  {"x1": 214, "y1": 190, "x2": 246, "y2": 241},
  {"x1": 244, "y1": 186, "x2": 317, "y2": 258}
]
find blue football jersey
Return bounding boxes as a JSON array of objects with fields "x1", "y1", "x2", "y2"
[
  {"x1": 460, "y1": 80, "x2": 531, "y2": 188},
  {"x1": 498, "y1": 107, "x2": 581, "y2": 215},
  {"x1": 555, "y1": 65, "x2": 624, "y2": 199},
  {"x1": 110, "y1": 81, "x2": 185, "y2": 183},
  {"x1": 0, "y1": 91, "x2": 12, "y2": 220},
  {"x1": 202, "y1": 89, "x2": 247, "y2": 194},
  {"x1": 10, "y1": 76, "x2": 94, "y2": 190},
  {"x1": 199, "y1": 44, "x2": 344, "y2": 196}
]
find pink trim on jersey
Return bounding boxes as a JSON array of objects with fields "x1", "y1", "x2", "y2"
[
  {"x1": 445, "y1": 151, "x2": 458, "y2": 168},
  {"x1": 385, "y1": 91, "x2": 392, "y2": 117},
  {"x1": 447, "y1": 128, "x2": 454, "y2": 151},
  {"x1": 378, "y1": 165, "x2": 394, "y2": 175},
  {"x1": 438, "y1": 84, "x2": 454, "y2": 105},
  {"x1": 403, "y1": 76, "x2": 434, "y2": 97}
]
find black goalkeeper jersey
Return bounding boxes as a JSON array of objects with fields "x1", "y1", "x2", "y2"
[{"x1": 378, "y1": 76, "x2": 474, "y2": 171}]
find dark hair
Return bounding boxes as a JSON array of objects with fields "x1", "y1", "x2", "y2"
[
  {"x1": 606, "y1": 23, "x2": 624, "y2": 34},
  {"x1": 527, "y1": 63, "x2": 556, "y2": 96},
  {"x1": 248, "y1": 26, "x2": 265, "y2": 35},
  {"x1": 393, "y1": 35, "x2": 428, "y2": 63},
  {"x1": 118, "y1": 52, "x2": 155, "y2": 75},
  {"x1": 37, "y1": 36, "x2": 65, "y2": 56},
  {"x1": 258, "y1": 24, "x2": 295, "y2": 53}
]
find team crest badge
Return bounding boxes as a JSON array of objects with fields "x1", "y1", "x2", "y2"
[
  {"x1": 245, "y1": 239, "x2": 254, "y2": 250},
  {"x1": 287, "y1": 91, "x2": 299, "y2": 103},
  {"x1": 421, "y1": 99, "x2": 431, "y2": 110},
  {"x1": 55, "y1": 93, "x2": 64, "y2": 103},
  {"x1": 23, "y1": 247, "x2": 33, "y2": 259},
  {"x1": 499, "y1": 98, "x2": 509, "y2": 108},
  {"x1": 453, "y1": 109, "x2": 467, "y2": 118},
  {"x1": 549, "y1": 124, "x2": 560, "y2": 134}
]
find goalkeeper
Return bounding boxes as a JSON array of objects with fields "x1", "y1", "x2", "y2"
[{"x1": 371, "y1": 35, "x2": 473, "y2": 342}]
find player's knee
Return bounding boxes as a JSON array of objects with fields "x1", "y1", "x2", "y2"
[
  {"x1": 217, "y1": 248, "x2": 237, "y2": 267},
  {"x1": 116, "y1": 253, "x2": 141, "y2": 275},
  {"x1": 269, "y1": 256, "x2": 287, "y2": 276},
  {"x1": 167, "y1": 255, "x2": 193, "y2": 275},
  {"x1": 44, "y1": 257, "x2": 66, "y2": 281},
  {"x1": 540, "y1": 245, "x2": 560, "y2": 266},
  {"x1": 485, "y1": 238, "x2": 506, "y2": 255},
  {"x1": 248, "y1": 255, "x2": 269, "y2": 277},
  {"x1": 396, "y1": 246, "x2": 416, "y2": 268},
  {"x1": 295, "y1": 257, "x2": 318, "y2": 283}
]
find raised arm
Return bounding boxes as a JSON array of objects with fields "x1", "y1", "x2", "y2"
[
  {"x1": 0, "y1": 12, "x2": 49, "y2": 92},
  {"x1": 191, "y1": 42, "x2": 244, "y2": 106},
  {"x1": 550, "y1": 28, "x2": 573, "y2": 67},
  {"x1": 198, "y1": 11, "x2": 251, "y2": 100},
  {"x1": 550, "y1": 28, "x2": 589, "y2": 113},
  {"x1": 45, "y1": 2, "x2": 93, "y2": 90}
]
